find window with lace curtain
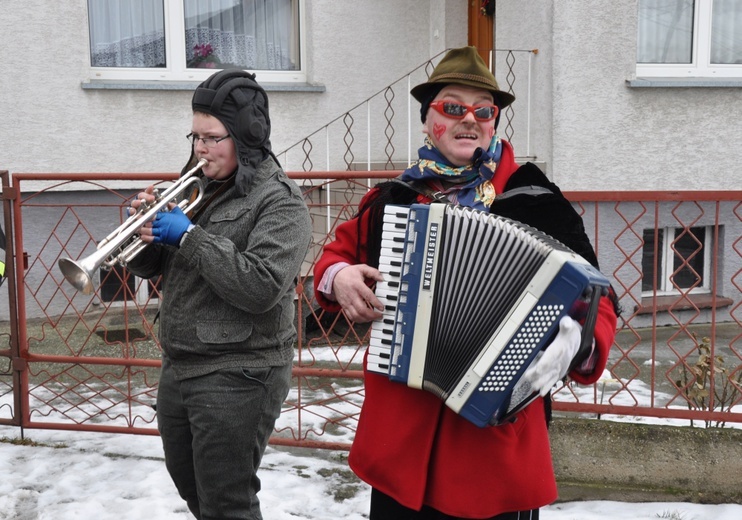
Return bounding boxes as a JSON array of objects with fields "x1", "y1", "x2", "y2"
[
  {"x1": 636, "y1": 0, "x2": 742, "y2": 78},
  {"x1": 87, "y1": 0, "x2": 304, "y2": 83}
]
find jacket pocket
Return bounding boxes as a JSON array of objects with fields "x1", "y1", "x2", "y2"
[
  {"x1": 196, "y1": 320, "x2": 253, "y2": 345},
  {"x1": 209, "y1": 203, "x2": 251, "y2": 223}
]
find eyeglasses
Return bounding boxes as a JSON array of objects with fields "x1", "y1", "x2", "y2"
[
  {"x1": 429, "y1": 101, "x2": 499, "y2": 121},
  {"x1": 186, "y1": 133, "x2": 231, "y2": 148}
]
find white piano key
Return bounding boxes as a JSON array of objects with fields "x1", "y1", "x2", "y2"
[
  {"x1": 380, "y1": 239, "x2": 406, "y2": 253},
  {"x1": 368, "y1": 343, "x2": 392, "y2": 358},
  {"x1": 370, "y1": 327, "x2": 394, "y2": 342},
  {"x1": 369, "y1": 358, "x2": 391, "y2": 371},
  {"x1": 381, "y1": 223, "x2": 407, "y2": 235},
  {"x1": 379, "y1": 279, "x2": 400, "y2": 290},
  {"x1": 379, "y1": 256, "x2": 403, "y2": 269}
]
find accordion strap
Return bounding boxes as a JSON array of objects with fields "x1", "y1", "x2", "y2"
[
  {"x1": 494, "y1": 185, "x2": 554, "y2": 201},
  {"x1": 389, "y1": 178, "x2": 454, "y2": 204},
  {"x1": 393, "y1": 179, "x2": 555, "y2": 206}
]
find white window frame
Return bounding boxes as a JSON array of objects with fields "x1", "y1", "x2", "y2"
[
  {"x1": 636, "y1": 1, "x2": 742, "y2": 78},
  {"x1": 642, "y1": 225, "x2": 713, "y2": 297},
  {"x1": 86, "y1": 0, "x2": 306, "y2": 84}
]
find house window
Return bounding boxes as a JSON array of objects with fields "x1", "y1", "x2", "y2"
[
  {"x1": 87, "y1": 0, "x2": 304, "y2": 83},
  {"x1": 636, "y1": 0, "x2": 742, "y2": 78},
  {"x1": 641, "y1": 226, "x2": 713, "y2": 295}
]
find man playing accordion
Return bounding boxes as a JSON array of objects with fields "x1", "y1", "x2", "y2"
[{"x1": 314, "y1": 46, "x2": 619, "y2": 520}]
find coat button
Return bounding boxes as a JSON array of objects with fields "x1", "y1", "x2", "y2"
[{"x1": 222, "y1": 332, "x2": 228, "y2": 338}]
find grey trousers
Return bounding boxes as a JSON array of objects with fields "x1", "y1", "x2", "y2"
[{"x1": 157, "y1": 357, "x2": 292, "y2": 520}]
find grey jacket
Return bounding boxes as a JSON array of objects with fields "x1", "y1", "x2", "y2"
[{"x1": 128, "y1": 157, "x2": 311, "y2": 380}]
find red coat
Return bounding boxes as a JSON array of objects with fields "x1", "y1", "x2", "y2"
[{"x1": 314, "y1": 141, "x2": 618, "y2": 517}]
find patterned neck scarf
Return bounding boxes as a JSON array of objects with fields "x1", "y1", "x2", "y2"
[{"x1": 399, "y1": 135, "x2": 502, "y2": 211}]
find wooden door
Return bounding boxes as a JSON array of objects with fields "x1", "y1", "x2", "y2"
[{"x1": 468, "y1": 0, "x2": 494, "y2": 68}]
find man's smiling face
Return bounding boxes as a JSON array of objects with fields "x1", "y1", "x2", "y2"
[{"x1": 422, "y1": 85, "x2": 496, "y2": 167}]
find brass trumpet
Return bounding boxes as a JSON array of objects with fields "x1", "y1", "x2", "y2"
[{"x1": 58, "y1": 158, "x2": 208, "y2": 294}]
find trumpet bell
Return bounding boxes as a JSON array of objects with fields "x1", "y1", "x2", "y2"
[
  {"x1": 58, "y1": 257, "x2": 96, "y2": 295},
  {"x1": 58, "y1": 157, "x2": 207, "y2": 293}
]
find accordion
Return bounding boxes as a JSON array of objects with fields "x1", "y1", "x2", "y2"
[{"x1": 368, "y1": 203, "x2": 610, "y2": 427}]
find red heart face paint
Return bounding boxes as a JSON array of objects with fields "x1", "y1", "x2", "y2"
[{"x1": 433, "y1": 123, "x2": 446, "y2": 140}]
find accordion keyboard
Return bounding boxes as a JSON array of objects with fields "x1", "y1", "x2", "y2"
[{"x1": 367, "y1": 206, "x2": 411, "y2": 375}]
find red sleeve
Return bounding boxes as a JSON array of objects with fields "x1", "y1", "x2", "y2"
[
  {"x1": 569, "y1": 294, "x2": 618, "y2": 385},
  {"x1": 313, "y1": 189, "x2": 377, "y2": 312},
  {"x1": 492, "y1": 139, "x2": 520, "y2": 194}
]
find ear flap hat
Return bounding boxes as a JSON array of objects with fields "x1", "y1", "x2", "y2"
[{"x1": 189, "y1": 69, "x2": 272, "y2": 194}]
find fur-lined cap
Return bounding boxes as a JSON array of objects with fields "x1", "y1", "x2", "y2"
[{"x1": 190, "y1": 69, "x2": 272, "y2": 194}]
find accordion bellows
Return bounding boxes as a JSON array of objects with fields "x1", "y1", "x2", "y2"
[{"x1": 369, "y1": 203, "x2": 610, "y2": 427}]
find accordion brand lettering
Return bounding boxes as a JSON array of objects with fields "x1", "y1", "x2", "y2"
[{"x1": 423, "y1": 223, "x2": 439, "y2": 290}]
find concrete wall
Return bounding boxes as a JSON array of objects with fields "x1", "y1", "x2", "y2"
[
  {"x1": 551, "y1": 418, "x2": 742, "y2": 504},
  {"x1": 6, "y1": 0, "x2": 739, "y2": 188}
]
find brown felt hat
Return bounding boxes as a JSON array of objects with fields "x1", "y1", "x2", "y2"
[{"x1": 411, "y1": 46, "x2": 516, "y2": 109}]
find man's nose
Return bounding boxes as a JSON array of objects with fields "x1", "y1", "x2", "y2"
[{"x1": 461, "y1": 110, "x2": 478, "y2": 123}]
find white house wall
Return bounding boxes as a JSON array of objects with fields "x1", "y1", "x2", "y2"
[
  {"x1": 496, "y1": 0, "x2": 742, "y2": 191},
  {"x1": 1, "y1": 0, "x2": 467, "y2": 181}
]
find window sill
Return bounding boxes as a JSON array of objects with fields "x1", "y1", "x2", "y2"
[
  {"x1": 634, "y1": 294, "x2": 734, "y2": 315},
  {"x1": 81, "y1": 79, "x2": 326, "y2": 93},
  {"x1": 627, "y1": 77, "x2": 742, "y2": 88}
]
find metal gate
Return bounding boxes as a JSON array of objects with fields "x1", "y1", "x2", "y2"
[{"x1": 1, "y1": 170, "x2": 740, "y2": 450}]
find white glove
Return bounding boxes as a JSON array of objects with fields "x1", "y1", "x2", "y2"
[{"x1": 521, "y1": 316, "x2": 582, "y2": 397}]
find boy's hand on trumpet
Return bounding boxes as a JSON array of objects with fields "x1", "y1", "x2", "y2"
[
  {"x1": 150, "y1": 207, "x2": 193, "y2": 246},
  {"x1": 128, "y1": 186, "x2": 157, "y2": 243},
  {"x1": 129, "y1": 186, "x2": 193, "y2": 247},
  {"x1": 128, "y1": 186, "x2": 157, "y2": 216},
  {"x1": 128, "y1": 186, "x2": 192, "y2": 246}
]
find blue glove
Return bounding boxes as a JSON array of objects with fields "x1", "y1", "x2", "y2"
[
  {"x1": 152, "y1": 206, "x2": 192, "y2": 246},
  {"x1": 521, "y1": 316, "x2": 582, "y2": 397}
]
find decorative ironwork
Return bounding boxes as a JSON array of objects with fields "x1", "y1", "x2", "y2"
[
  {"x1": 342, "y1": 113, "x2": 355, "y2": 171},
  {"x1": 503, "y1": 50, "x2": 516, "y2": 142},
  {"x1": 383, "y1": 86, "x2": 396, "y2": 169},
  {"x1": 301, "y1": 138, "x2": 313, "y2": 172}
]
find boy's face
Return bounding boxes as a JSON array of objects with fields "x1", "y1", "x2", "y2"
[{"x1": 190, "y1": 112, "x2": 238, "y2": 181}]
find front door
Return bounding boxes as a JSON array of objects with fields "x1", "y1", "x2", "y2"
[{"x1": 468, "y1": 0, "x2": 494, "y2": 67}]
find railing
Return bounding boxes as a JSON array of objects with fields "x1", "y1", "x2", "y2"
[
  {"x1": 275, "y1": 48, "x2": 540, "y2": 173},
  {"x1": 1, "y1": 170, "x2": 740, "y2": 450}
]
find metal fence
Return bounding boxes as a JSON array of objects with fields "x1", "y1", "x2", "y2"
[{"x1": 1, "y1": 170, "x2": 740, "y2": 450}]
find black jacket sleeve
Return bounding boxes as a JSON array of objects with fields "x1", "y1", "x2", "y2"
[{"x1": 489, "y1": 162, "x2": 600, "y2": 269}]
